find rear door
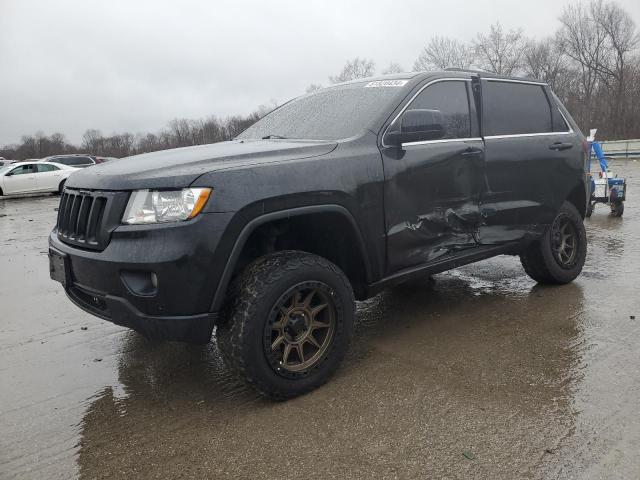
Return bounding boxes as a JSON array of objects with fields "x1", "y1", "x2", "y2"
[
  {"x1": 35, "y1": 163, "x2": 63, "y2": 192},
  {"x1": 381, "y1": 78, "x2": 483, "y2": 272},
  {"x1": 479, "y1": 79, "x2": 563, "y2": 244}
]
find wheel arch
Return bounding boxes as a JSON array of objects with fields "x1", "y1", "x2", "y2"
[{"x1": 210, "y1": 205, "x2": 372, "y2": 312}]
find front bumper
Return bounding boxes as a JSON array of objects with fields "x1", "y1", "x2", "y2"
[
  {"x1": 49, "y1": 211, "x2": 234, "y2": 343},
  {"x1": 65, "y1": 283, "x2": 217, "y2": 343}
]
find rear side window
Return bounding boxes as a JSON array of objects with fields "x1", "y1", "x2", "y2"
[
  {"x1": 37, "y1": 164, "x2": 58, "y2": 172},
  {"x1": 483, "y1": 81, "x2": 552, "y2": 136},
  {"x1": 407, "y1": 80, "x2": 471, "y2": 139},
  {"x1": 553, "y1": 107, "x2": 570, "y2": 132}
]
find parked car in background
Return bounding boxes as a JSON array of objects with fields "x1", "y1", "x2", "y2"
[
  {"x1": 0, "y1": 159, "x2": 16, "y2": 167},
  {"x1": 0, "y1": 161, "x2": 75, "y2": 196},
  {"x1": 95, "y1": 156, "x2": 118, "y2": 163},
  {"x1": 43, "y1": 154, "x2": 97, "y2": 168}
]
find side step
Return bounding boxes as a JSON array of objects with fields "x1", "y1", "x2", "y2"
[{"x1": 367, "y1": 242, "x2": 521, "y2": 295}]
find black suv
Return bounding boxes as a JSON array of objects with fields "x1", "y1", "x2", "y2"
[{"x1": 49, "y1": 71, "x2": 588, "y2": 398}]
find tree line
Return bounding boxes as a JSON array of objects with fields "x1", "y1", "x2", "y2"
[{"x1": 2, "y1": 0, "x2": 638, "y2": 161}]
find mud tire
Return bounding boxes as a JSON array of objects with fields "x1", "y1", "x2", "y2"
[
  {"x1": 216, "y1": 251, "x2": 355, "y2": 400},
  {"x1": 520, "y1": 201, "x2": 587, "y2": 285}
]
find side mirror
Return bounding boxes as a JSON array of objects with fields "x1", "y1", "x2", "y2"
[
  {"x1": 386, "y1": 109, "x2": 447, "y2": 146},
  {"x1": 5, "y1": 171, "x2": 13, "y2": 177}
]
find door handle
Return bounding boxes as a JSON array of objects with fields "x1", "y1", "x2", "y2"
[
  {"x1": 462, "y1": 147, "x2": 483, "y2": 156},
  {"x1": 549, "y1": 142, "x2": 574, "y2": 151}
]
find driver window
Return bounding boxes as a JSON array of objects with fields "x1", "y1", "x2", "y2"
[
  {"x1": 406, "y1": 80, "x2": 472, "y2": 140},
  {"x1": 9, "y1": 165, "x2": 35, "y2": 175}
]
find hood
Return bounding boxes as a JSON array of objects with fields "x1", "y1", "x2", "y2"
[{"x1": 65, "y1": 139, "x2": 337, "y2": 190}]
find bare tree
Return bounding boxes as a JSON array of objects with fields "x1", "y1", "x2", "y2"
[
  {"x1": 414, "y1": 36, "x2": 473, "y2": 71},
  {"x1": 381, "y1": 62, "x2": 404, "y2": 74},
  {"x1": 557, "y1": 1, "x2": 611, "y2": 128},
  {"x1": 82, "y1": 129, "x2": 104, "y2": 154},
  {"x1": 305, "y1": 83, "x2": 323, "y2": 93},
  {"x1": 523, "y1": 38, "x2": 569, "y2": 88},
  {"x1": 329, "y1": 57, "x2": 375, "y2": 84},
  {"x1": 472, "y1": 22, "x2": 526, "y2": 75},
  {"x1": 597, "y1": 1, "x2": 639, "y2": 137}
]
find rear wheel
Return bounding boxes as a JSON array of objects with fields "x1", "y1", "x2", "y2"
[
  {"x1": 520, "y1": 201, "x2": 587, "y2": 284},
  {"x1": 611, "y1": 201, "x2": 624, "y2": 217},
  {"x1": 217, "y1": 251, "x2": 355, "y2": 399}
]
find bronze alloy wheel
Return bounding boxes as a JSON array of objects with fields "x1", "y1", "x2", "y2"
[
  {"x1": 264, "y1": 281, "x2": 336, "y2": 376},
  {"x1": 551, "y1": 213, "x2": 578, "y2": 268}
]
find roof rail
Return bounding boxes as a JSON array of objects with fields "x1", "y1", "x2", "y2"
[{"x1": 444, "y1": 68, "x2": 483, "y2": 74}]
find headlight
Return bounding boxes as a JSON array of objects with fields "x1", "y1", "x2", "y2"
[{"x1": 122, "y1": 188, "x2": 212, "y2": 224}]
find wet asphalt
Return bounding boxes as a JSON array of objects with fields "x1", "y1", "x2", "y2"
[{"x1": 1, "y1": 160, "x2": 639, "y2": 480}]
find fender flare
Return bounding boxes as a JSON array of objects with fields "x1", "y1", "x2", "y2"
[{"x1": 210, "y1": 204, "x2": 371, "y2": 312}]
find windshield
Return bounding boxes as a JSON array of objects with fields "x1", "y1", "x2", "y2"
[
  {"x1": 0, "y1": 165, "x2": 13, "y2": 175},
  {"x1": 238, "y1": 81, "x2": 408, "y2": 141}
]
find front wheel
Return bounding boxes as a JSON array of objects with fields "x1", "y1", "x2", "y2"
[
  {"x1": 217, "y1": 251, "x2": 355, "y2": 399},
  {"x1": 520, "y1": 201, "x2": 587, "y2": 284}
]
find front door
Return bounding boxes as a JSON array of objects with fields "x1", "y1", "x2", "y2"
[
  {"x1": 3, "y1": 164, "x2": 38, "y2": 194},
  {"x1": 380, "y1": 79, "x2": 483, "y2": 273}
]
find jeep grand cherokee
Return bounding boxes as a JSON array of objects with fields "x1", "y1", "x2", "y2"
[{"x1": 50, "y1": 70, "x2": 588, "y2": 398}]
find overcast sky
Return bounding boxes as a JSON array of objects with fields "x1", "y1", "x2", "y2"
[{"x1": 1, "y1": 0, "x2": 639, "y2": 146}]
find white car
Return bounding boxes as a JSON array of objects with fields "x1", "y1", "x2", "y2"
[{"x1": 0, "y1": 161, "x2": 75, "y2": 196}]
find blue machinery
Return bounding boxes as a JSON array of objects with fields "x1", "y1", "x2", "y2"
[{"x1": 587, "y1": 140, "x2": 626, "y2": 217}]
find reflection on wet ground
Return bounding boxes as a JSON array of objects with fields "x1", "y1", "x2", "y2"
[{"x1": 1, "y1": 161, "x2": 639, "y2": 479}]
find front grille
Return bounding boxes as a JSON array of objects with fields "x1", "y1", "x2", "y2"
[{"x1": 56, "y1": 189, "x2": 128, "y2": 251}]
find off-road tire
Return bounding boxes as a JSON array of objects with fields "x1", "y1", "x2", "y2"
[
  {"x1": 611, "y1": 201, "x2": 624, "y2": 217},
  {"x1": 520, "y1": 201, "x2": 587, "y2": 284},
  {"x1": 217, "y1": 251, "x2": 355, "y2": 400}
]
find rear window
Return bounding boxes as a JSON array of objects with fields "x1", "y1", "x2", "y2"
[{"x1": 483, "y1": 81, "x2": 552, "y2": 136}]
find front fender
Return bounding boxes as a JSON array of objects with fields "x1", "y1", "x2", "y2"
[{"x1": 208, "y1": 203, "x2": 371, "y2": 312}]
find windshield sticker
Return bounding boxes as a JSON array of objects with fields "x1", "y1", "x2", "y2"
[{"x1": 364, "y1": 80, "x2": 408, "y2": 88}]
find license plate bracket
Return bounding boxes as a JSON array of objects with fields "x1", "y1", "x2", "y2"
[{"x1": 49, "y1": 248, "x2": 70, "y2": 288}]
